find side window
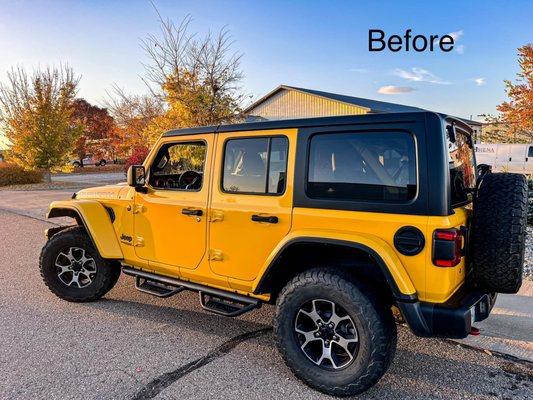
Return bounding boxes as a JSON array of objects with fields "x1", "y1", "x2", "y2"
[
  {"x1": 528, "y1": 146, "x2": 533, "y2": 158},
  {"x1": 307, "y1": 131, "x2": 416, "y2": 202},
  {"x1": 149, "y1": 141, "x2": 206, "y2": 190},
  {"x1": 222, "y1": 136, "x2": 288, "y2": 194}
]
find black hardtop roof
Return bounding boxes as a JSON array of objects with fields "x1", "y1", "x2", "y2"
[{"x1": 163, "y1": 111, "x2": 447, "y2": 137}]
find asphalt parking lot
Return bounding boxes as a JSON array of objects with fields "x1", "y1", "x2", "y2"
[
  {"x1": 0, "y1": 202, "x2": 532, "y2": 399},
  {"x1": 52, "y1": 172, "x2": 126, "y2": 185}
]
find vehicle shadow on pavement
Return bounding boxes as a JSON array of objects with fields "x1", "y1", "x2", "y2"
[
  {"x1": 78, "y1": 297, "x2": 273, "y2": 338},
  {"x1": 75, "y1": 296, "x2": 533, "y2": 400}
]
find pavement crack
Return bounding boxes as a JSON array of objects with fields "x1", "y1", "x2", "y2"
[
  {"x1": 131, "y1": 327, "x2": 272, "y2": 400},
  {"x1": 0, "y1": 207, "x2": 60, "y2": 226}
]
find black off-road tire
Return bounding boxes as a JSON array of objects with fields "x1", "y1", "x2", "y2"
[
  {"x1": 527, "y1": 179, "x2": 533, "y2": 225},
  {"x1": 471, "y1": 173, "x2": 528, "y2": 293},
  {"x1": 274, "y1": 269, "x2": 397, "y2": 397},
  {"x1": 40, "y1": 226, "x2": 121, "y2": 302}
]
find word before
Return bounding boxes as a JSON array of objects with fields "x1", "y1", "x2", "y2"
[{"x1": 369, "y1": 29, "x2": 455, "y2": 52}]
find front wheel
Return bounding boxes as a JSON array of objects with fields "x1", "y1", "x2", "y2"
[
  {"x1": 39, "y1": 226, "x2": 121, "y2": 302},
  {"x1": 274, "y1": 269, "x2": 396, "y2": 397}
]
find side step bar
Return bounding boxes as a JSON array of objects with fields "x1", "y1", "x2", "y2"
[
  {"x1": 199, "y1": 292, "x2": 258, "y2": 317},
  {"x1": 122, "y1": 267, "x2": 260, "y2": 317},
  {"x1": 135, "y1": 276, "x2": 184, "y2": 298}
]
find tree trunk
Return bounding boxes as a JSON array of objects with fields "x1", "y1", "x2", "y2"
[{"x1": 43, "y1": 170, "x2": 52, "y2": 183}]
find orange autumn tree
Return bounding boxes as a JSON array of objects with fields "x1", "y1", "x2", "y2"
[
  {"x1": 71, "y1": 98, "x2": 116, "y2": 164},
  {"x1": 495, "y1": 44, "x2": 533, "y2": 140}
]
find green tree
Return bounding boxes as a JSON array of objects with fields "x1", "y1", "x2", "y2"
[{"x1": 0, "y1": 66, "x2": 80, "y2": 181}]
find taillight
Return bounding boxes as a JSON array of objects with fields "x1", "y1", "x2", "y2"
[{"x1": 432, "y1": 229, "x2": 463, "y2": 267}]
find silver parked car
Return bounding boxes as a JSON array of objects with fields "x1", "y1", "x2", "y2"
[{"x1": 71, "y1": 154, "x2": 108, "y2": 167}]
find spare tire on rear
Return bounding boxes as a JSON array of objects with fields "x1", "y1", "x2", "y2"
[{"x1": 471, "y1": 173, "x2": 528, "y2": 293}]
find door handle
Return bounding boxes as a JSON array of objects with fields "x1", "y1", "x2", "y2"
[
  {"x1": 251, "y1": 214, "x2": 278, "y2": 224},
  {"x1": 182, "y1": 208, "x2": 203, "y2": 216}
]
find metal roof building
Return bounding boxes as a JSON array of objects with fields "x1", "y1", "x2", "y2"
[
  {"x1": 244, "y1": 84, "x2": 482, "y2": 137},
  {"x1": 244, "y1": 85, "x2": 425, "y2": 121}
]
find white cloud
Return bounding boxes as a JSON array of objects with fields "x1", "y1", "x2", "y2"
[
  {"x1": 448, "y1": 30, "x2": 464, "y2": 41},
  {"x1": 432, "y1": 29, "x2": 465, "y2": 53},
  {"x1": 449, "y1": 31, "x2": 465, "y2": 53},
  {"x1": 393, "y1": 67, "x2": 450, "y2": 84},
  {"x1": 474, "y1": 77, "x2": 486, "y2": 86},
  {"x1": 378, "y1": 86, "x2": 415, "y2": 94}
]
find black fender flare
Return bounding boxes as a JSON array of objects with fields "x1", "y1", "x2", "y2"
[{"x1": 253, "y1": 237, "x2": 418, "y2": 302}]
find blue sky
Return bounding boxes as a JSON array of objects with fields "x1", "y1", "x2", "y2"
[{"x1": 0, "y1": 0, "x2": 532, "y2": 121}]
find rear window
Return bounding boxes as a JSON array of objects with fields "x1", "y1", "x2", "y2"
[
  {"x1": 307, "y1": 131, "x2": 417, "y2": 202},
  {"x1": 447, "y1": 127, "x2": 476, "y2": 207}
]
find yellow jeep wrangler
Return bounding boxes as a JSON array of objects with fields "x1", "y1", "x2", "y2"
[{"x1": 40, "y1": 112, "x2": 528, "y2": 396}]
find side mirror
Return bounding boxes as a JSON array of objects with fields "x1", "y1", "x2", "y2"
[{"x1": 127, "y1": 165, "x2": 147, "y2": 192}]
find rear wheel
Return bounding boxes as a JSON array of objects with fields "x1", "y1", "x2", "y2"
[
  {"x1": 99, "y1": 159, "x2": 107, "y2": 166},
  {"x1": 471, "y1": 173, "x2": 528, "y2": 293},
  {"x1": 40, "y1": 226, "x2": 121, "y2": 302},
  {"x1": 275, "y1": 269, "x2": 396, "y2": 396}
]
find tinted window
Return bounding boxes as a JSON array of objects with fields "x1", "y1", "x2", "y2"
[
  {"x1": 149, "y1": 142, "x2": 206, "y2": 190},
  {"x1": 447, "y1": 128, "x2": 476, "y2": 206},
  {"x1": 223, "y1": 136, "x2": 288, "y2": 194},
  {"x1": 268, "y1": 137, "x2": 289, "y2": 193},
  {"x1": 528, "y1": 146, "x2": 533, "y2": 158},
  {"x1": 307, "y1": 132, "x2": 416, "y2": 202}
]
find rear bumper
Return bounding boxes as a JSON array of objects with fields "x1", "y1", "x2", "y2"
[{"x1": 398, "y1": 290, "x2": 497, "y2": 338}]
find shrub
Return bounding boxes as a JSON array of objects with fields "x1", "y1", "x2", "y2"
[
  {"x1": 124, "y1": 146, "x2": 150, "y2": 172},
  {"x1": 52, "y1": 163, "x2": 75, "y2": 174},
  {"x1": 0, "y1": 163, "x2": 42, "y2": 187}
]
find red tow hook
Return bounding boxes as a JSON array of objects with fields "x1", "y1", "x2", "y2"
[{"x1": 470, "y1": 326, "x2": 480, "y2": 336}]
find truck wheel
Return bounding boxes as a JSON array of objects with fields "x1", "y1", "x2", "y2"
[
  {"x1": 39, "y1": 226, "x2": 121, "y2": 302},
  {"x1": 471, "y1": 173, "x2": 528, "y2": 293},
  {"x1": 274, "y1": 269, "x2": 396, "y2": 396}
]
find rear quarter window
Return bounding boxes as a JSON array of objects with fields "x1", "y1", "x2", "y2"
[
  {"x1": 447, "y1": 129, "x2": 476, "y2": 207},
  {"x1": 307, "y1": 131, "x2": 417, "y2": 202}
]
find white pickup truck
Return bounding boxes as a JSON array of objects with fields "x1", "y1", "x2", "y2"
[{"x1": 475, "y1": 143, "x2": 533, "y2": 175}]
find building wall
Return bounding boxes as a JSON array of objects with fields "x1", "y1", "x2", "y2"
[{"x1": 247, "y1": 89, "x2": 369, "y2": 120}]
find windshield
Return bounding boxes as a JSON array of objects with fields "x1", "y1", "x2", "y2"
[{"x1": 447, "y1": 124, "x2": 476, "y2": 207}]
